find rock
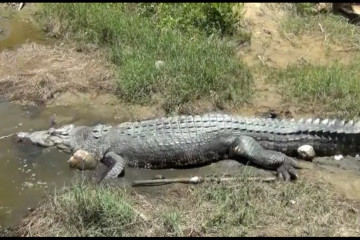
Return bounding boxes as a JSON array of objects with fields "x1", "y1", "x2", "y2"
[
  {"x1": 334, "y1": 155, "x2": 344, "y2": 161},
  {"x1": 155, "y1": 60, "x2": 165, "y2": 70},
  {"x1": 68, "y1": 149, "x2": 98, "y2": 170},
  {"x1": 297, "y1": 145, "x2": 315, "y2": 161}
]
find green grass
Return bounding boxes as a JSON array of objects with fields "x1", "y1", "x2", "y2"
[
  {"x1": 280, "y1": 10, "x2": 360, "y2": 49},
  {"x1": 269, "y1": 60, "x2": 360, "y2": 118},
  {"x1": 37, "y1": 3, "x2": 253, "y2": 112},
  {"x1": 16, "y1": 183, "x2": 137, "y2": 237},
  {"x1": 161, "y1": 210, "x2": 183, "y2": 236},
  {"x1": 15, "y1": 175, "x2": 360, "y2": 237}
]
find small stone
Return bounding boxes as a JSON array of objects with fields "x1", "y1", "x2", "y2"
[
  {"x1": 290, "y1": 200, "x2": 296, "y2": 205},
  {"x1": 68, "y1": 150, "x2": 97, "y2": 170},
  {"x1": 334, "y1": 155, "x2": 344, "y2": 161},
  {"x1": 190, "y1": 176, "x2": 201, "y2": 183},
  {"x1": 31, "y1": 173, "x2": 36, "y2": 177},
  {"x1": 155, "y1": 60, "x2": 165, "y2": 70},
  {"x1": 297, "y1": 145, "x2": 315, "y2": 161}
]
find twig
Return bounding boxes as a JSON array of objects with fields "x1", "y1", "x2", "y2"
[
  {"x1": 335, "y1": 46, "x2": 360, "y2": 52},
  {"x1": 18, "y1": 3, "x2": 25, "y2": 11},
  {"x1": 297, "y1": 49, "x2": 311, "y2": 63},
  {"x1": 257, "y1": 55, "x2": 266, "y2": 66},
  {"x1": 283, "y1": 32, "x2": 296, "y2": 46},
  {"x1": 0, "y1": 133, "x2": 14, "y2": 140},
  {"x1": 318, "y1": 22, "x2": 324, "y2": 33},
  {"x1": 131, "y1": 176, "x2": 277, "y2": 187},
  {"x1": 131, "y1": 207, "x2": 149, "y2": 222}
]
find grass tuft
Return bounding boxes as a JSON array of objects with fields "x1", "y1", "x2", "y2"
[
  {"x1": 269, "y1": 60, "x2": 360, "y2": 118},
  {"x1": 37, "y1": 3, "x2": 253, "y2": 112}
]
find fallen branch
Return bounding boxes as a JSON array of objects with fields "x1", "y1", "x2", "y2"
[
  {"x1": 132, "y1": 176, "x2": 277, "y2": 187},
  {"x1": 0, "y1": 133, "x2": 14, "y2": 140},
  {"x1": 18, "y1": 3, "x2": 25, "y2": 11}
]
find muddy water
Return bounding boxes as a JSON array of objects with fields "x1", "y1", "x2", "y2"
[{"x1": 0, "y1": 17, "x2": 46, "y2": 51}]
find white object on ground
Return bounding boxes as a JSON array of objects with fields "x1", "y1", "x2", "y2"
[
  {"x1": 334, "y1": 155, "x2": 344, "y2": 161},
  {"x1": 297, "y1": 145, "x2": 315, "y2": 161}
]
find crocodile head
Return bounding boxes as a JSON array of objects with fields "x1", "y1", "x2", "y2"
[{"x1": 17, "y1": 124, "x2": 75, "y2": 153}]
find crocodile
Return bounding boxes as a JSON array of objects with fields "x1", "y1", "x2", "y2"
[{"x1": 15, "y1": 113, "x2": 360, "y2": 182}]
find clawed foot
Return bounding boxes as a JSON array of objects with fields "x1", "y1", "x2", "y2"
[{"x1": 276, "y1": 158, "x2": 300, "y2": 181}]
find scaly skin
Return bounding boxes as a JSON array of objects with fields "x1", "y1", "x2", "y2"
[{"x1": 16, "y1": 113, "x2": 360, "y2": 182}]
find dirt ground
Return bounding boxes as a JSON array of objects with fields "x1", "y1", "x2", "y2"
[{"x1": 237, "y1": 3, "x2": 360, "y2": 118}]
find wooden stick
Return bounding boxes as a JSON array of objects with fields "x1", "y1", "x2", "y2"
[
  {"x1": 131, "y1": 176, "x2": 277, "y2": 187},
  {"x1": 0, "y1": 133, "x2": 14, "y2": 140},
  {"x1": 18, "y1": 3, "x2": 25, "y2": 11},
  {"x1": 132, "y1": 176, "x2": 204, "y2": 187}
]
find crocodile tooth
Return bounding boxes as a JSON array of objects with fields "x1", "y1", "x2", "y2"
[
  {"x1": 290, "y1": 118, "x2": 295, "y2": 122},
  {"x1": 339, "y1": 119, "x2": 346, "y2": 126},
  {"x1": 347, "y1": 120, "x2": 354, "y2": 126},
  {"x1": 305, "y1": 118, "x2": 312, "y2": 124},
  {"x1": 298, "y1": 118, "x2": 304, "y2": 123}
]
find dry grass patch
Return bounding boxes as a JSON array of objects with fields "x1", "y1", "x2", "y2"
[
  {"x1": 15, "y1": 177, "x2": 360, "y2": 237},
  {"x1": 0, "y1": 42, "x2": 116, "y2": 105}
]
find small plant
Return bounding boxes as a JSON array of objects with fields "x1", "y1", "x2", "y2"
[
  {"x1": 136, "y1": 3, "x2": 246, "y2": 36},
  {"x1": 162, "y1": 211, "x2": 183, "y2": 236},
  {"x1": 269, "y1": 60, "x2": 360, "y2": 118}
]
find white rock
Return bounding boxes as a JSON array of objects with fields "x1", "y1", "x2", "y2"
[
  {"x1": 334, "y1": 155, "x2": 344, "y2": 161},
  {"x1": 297, "y1": 145, "x2": 315, "y2": 161},
  {"x1": 190, "y1": 176, "x2": 200, "y2": 183},
  {"x1": 155, "y1": 60, "x2": 165, "y2": 70}
]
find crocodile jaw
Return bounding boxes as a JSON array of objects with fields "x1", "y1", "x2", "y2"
[{"x1": 17, "y1": 124, "x2": 75, "y2": 153}]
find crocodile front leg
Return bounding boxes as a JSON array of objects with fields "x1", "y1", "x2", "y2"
[
  {"x1": 99, "y1": 152, "x2": 127, "y2": 182},
  {"x1": 230, "y1": 135, "x2": 300, "y2": 181}
]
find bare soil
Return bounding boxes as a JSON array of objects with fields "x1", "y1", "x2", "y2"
[{"x1": 236, "y1": 3, "x2": 360, "y2": 118}]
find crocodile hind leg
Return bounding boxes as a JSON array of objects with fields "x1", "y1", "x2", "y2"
[
  {"x1": 99, "y1": 152, "x2": 127, "y2": 182},
  {"x1": 229, "y1": 135, "x2": 300, "y2": 181}
]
